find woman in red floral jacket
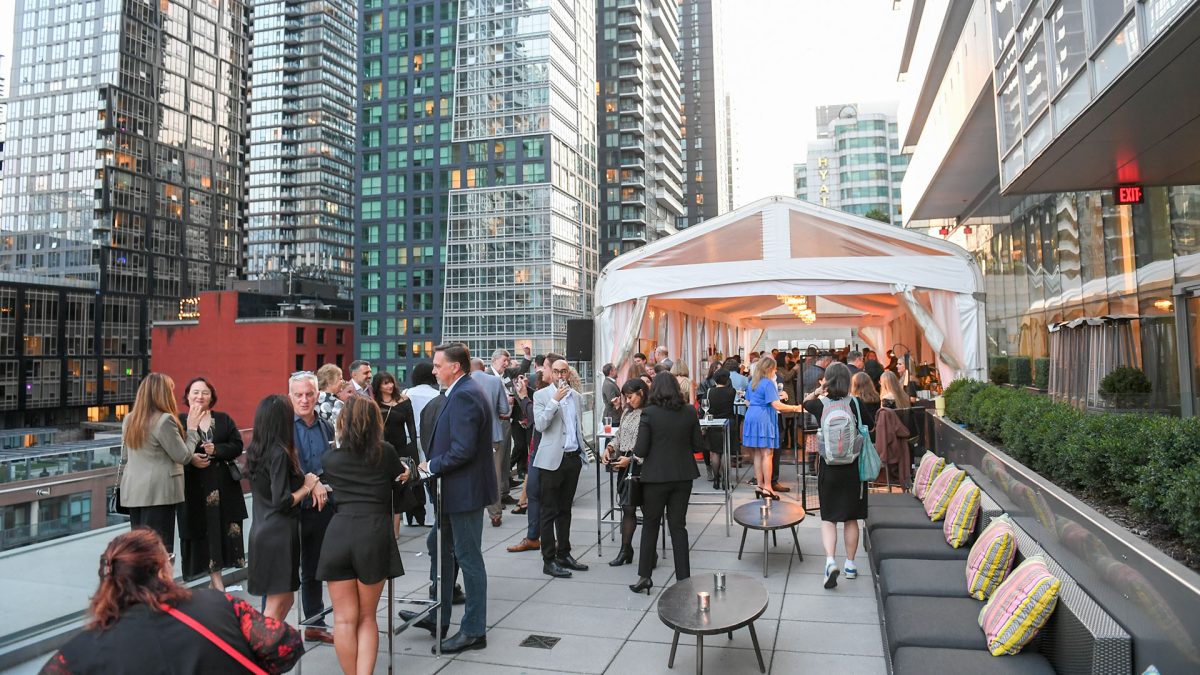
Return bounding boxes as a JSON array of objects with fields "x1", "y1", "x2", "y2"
[{"x1": 40, "y1": 529, "x2": 303, "y2": 675}]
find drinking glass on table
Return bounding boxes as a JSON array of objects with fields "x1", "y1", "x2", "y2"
[
  {"x1": 701, "y1": 397, "x2": 711, "y2": 420},
  {"x1": 603, "y1": 416, "x2": 613, "y2": 434}
]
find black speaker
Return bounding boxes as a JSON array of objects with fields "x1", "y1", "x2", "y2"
[{"x1": 566, "y1": 319, "x2": 594, "y2": 361}]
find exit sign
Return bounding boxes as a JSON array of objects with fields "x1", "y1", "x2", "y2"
[{"x1": 1115, "y1": 185, "x2": 1144, "y2": 205}]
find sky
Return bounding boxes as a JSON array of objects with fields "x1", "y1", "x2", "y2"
[
  {"x1": 722, "y1": 0, "x2": 909, "y2": 206},
  {"x1": 0, "y1": 0, "x2": 908, "y2": 199}
]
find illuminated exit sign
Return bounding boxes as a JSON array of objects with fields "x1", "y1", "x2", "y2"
[{"x1": 1115, "y1": 185, "x2": 1144, "y2": 205}]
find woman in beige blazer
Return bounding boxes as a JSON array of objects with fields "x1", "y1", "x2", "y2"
[{"x1": 120, "y1": 373, "x2": 194, "y2": 553}]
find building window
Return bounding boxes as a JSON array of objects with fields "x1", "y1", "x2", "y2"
[
  {"x1": 695, "y1": 194, "x2": 704, "y2": 204},
  {"x1": 296, "y1": 327, "x2": 305, "y2": 344},
  {"x1": 295, "y1": 354, "x2": 305, "y2": 371},
  {"x1": 316, "y1": 328, "x2": 326, "y2": 345},
  {"x1": 316, "y1": 354, "x2": 326, "y2": 367},
  {"x1": 336, "y1": 329, "x2": 345, "y2": 345}
]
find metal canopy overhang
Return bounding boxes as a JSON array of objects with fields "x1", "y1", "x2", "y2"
[
  {"x1": 1002, "y1": 3, "x2": 1200, "y2": 195},
  {"x1": 907, "y1": 87, "x2": 1001, "y2": 221}
]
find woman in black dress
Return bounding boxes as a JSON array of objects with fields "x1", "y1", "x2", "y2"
[
  {"x1": 246, "y1": 395, "x2": 321, "y2": 621},
  {"x1": 704, "y1": 369, "x2": 738, "y2": 490},
  {"x1": 318, "y1": 396, "x2": 409, "y2": 675},
  {"x1": 629, "y1": 373, "x2": 703, "y2": 594},
  {"x1": 372, "y1": 371, "x2": 422, "y2": 530},
  {"x1": 802, "y1": 363, "x2": 867, "y2": 590},
  {"x1": 178, "y1": 377, "x2": 247, "y2": 590}
]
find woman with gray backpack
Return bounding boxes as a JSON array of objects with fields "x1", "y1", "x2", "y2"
[{"x1": 802, "y1": 362, "x2": 869, "y2": 589}]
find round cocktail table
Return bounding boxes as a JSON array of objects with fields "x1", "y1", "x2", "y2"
[
  {"x1": 657, "y1": 572, "x2": 769, "y2": 675},
  {"x1": 733, "y1": 499, "x2": 805, "y2": 577}
]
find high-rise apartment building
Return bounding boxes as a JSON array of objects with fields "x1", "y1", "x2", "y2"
[
  {"x1": 792, "y1": 103, "x2": 909, "y2": 226},
  {"x1": 245, "y1": 0, "x2": 357, "y2": 290},
  {"x1": 356, "y1": 0, "x2": 599, "y2": 380},
  {"x1": 677, "y1": 0, "x2": 729, "y2": 228},
  {"x1": 596, "y1": 0, "x2": 684, "y2": 266},
  {"x1": 0, "y1": 0, "x2": 250, "y2": 422}
]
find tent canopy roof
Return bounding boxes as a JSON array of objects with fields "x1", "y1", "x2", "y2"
[{"x1": 595, "y1": 196, "x2": 983, "y2": 329}]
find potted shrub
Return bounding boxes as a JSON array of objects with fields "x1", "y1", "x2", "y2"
[
  {"x1": 1008, "y1": 356, "x2": 1032, "y2": 387},
  {"x1": 1098, "y1": 366, "x2": 1153, "y2": 410},
  {"x1": 990, "y1": 362, "x2": 1010, "y2": 385},
  {"x1": 1032, "y1": 357, "x2": 1050, "y2": 392}
]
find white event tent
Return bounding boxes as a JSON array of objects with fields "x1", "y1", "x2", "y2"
[{"x1": 592, "y1": 196, "x2": 987, "y2": 408}]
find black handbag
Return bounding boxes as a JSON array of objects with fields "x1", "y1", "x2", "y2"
[
  {"x1": 110, "y1": 457, "x2": 130, "y2": 515},
  {"x1": 616, "y1": 458, "x2": 643, "y2": 508},
  {"x1": 225, "y1": 460, "x2": 244, "y2": 482}
]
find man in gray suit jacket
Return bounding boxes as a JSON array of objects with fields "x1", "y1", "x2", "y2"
[
  {"x1": 532, "y1": 358, "x2": 590, "y2": 578},
  {"x1": 471, "y1": 358, "x2": 511, "y2": 527},
  {"x1": 600, "y1": 363, "x2": 621, "y2": 422}
]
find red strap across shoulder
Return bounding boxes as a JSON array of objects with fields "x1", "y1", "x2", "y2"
[{"x1": 161, "y1": 604, "x2": 268, "y2": 675}]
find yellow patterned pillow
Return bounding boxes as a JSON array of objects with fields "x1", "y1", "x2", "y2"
[
  {"x1": 943, "y1": 478, "x2": 981, "y2": 547},
  {"x1": 965, "y1": 514, "x2": 1017, "y2": 600},
  {"x1": 913, "y1": 451, "x2": 945, "y2": 500},
  {"x1": 923, "y1": 464, "x2": 966, "y2": 521},
  {"x1": 978, "y1": 555, "x2": 1061, "y2": 655}
]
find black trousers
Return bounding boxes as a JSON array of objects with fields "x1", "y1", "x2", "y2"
[
  {"x1": 539, "y1": 452, "x2": 582, "y2": 561},
  {"x1": 130, "y1": 505, "x2": 177, "y2": 553},
  {"x1": 510, "y1": 423, "x2": 530, "y2": 476},
  {"x1": 299, "y1": 505, "x2": 334, "y2": 624},
  {"x1": 638, "y1": 480, "x2": 691, "y2": 579}
]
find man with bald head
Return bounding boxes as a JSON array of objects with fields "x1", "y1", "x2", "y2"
[{"x1": 531, "y1": 358, "x2": 590, "y2": 578}]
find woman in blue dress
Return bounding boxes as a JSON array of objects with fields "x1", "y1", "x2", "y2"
[{"x1": 741, "y1": 357, "x2": 803, "y2": 498}]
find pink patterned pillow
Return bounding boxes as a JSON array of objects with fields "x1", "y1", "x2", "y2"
[
  {"x1": 978, "y1": 556, "x2": 1061, "y2": 655},
  {"x1": 913, "y1": 451, "x2": 945, "y2": 500},
  {"x1": 943, "y1": 478, "x2": 981, "y2": 547},
  {"x1": 923, "y1": 464, "x2": 965, "y2": 520},
  {"x1": 965, "y1": 514, "x2": 1017, "y2": 600}
]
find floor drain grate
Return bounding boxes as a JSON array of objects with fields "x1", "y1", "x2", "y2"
[{"x1": 519, "y1": 634, "x2": 561, "y2": 650}]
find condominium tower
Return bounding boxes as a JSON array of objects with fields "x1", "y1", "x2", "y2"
[
  {"x1": 245, "y1": 0, "x2": 357, "y2": 290},
  {"x1": 677, "y1": 0, "x2": 729, "y2": 227},
  {"x1": 355, "y1": 0, "x2": 599, "y2": 381},
  {"x1": 0, "y1": 0, "x2": 250, "y2": 418},
  {"x1": 596, "y1": 0, "x2": 685, "y2": 266},
  {"x1": 793, "y1": 103, "x2": 909, "y2": 226}
]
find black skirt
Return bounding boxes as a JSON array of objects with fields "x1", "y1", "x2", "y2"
[
  {"x1": 317, "y1": 511, "x2": 405, "y2": 584},
  {"x1": 817, "y1": 456, "x2": 868, "y2": 523}
]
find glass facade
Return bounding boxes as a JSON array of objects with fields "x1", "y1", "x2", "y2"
[
  {"x1": 961, "y1": 185, "x2": 1200, "y2": 413},
  {"x1": 677, "y1": 0, "x2": 729, "y2": 228},
  {"x1": 596, "y1": 0, "x2": 684, "y2": 266},
  {"x1": 245, "y1": 0, "x2": 357, "y2": 289},
  {"x1": 990, "y1": 0, "x2": 1198, "y2": 189}
]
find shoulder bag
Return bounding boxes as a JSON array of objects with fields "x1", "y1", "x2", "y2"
[
  {"x1": 109, "y1": 452, "x2": 131, "y2": 516},
  {"x1": 851, "y1": 398, "x2": 882, "y2": 482}
]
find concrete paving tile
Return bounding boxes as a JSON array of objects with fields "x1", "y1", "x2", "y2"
[
  {"x1": 436, "y1": 660, "x2": 570, "y2": 675},
  {"x1": 785, "y1": 571, "x2": 878, "y2": 598},
  {"x1": 768, "y1": 650, "x2": 886, "y2": 674},
  {"x1": 496, "y1": 600, "x2": 645, "y2": 640},
  {"x1": 779, "y1": 592, "x2": 882, "y2": 624},
  {"x1": 529, "y1": 577, "x2": 661, "y2": 611},
  {"x1": 609, "y1": 637, "x2": 775, "y2": 674},
  {"x1": 774, "y1": 619, "x2": 885, "y2": 656},
  {"x1": 452, "y1": 626, "x2": 624, "y2": 674},
  {"x1": 789, "y1": 553, "x2": 875, "y2": 578}
]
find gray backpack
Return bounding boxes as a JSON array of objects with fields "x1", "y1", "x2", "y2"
[{"x1": 817, "y1": 396, "x2": 863, "y2": 465}]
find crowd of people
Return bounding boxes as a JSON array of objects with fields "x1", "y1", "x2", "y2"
[{"x1": 50, "y1": 339, "x2": 919, "y2": 673}]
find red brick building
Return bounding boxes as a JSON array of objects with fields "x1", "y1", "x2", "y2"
[{"x1": 151, "y1": 290, "x2": 355, "y2": 429}]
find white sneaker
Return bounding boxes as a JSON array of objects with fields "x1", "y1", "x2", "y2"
[
  {"x1": 823, "y1": 561, "x2": 840, "y2": 589},
  {"x1": 844, "y1": 562, "x2": 858, "y2": 579}
]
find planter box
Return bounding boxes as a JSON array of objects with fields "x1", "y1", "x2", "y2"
[{"x1": 931, "y1": 416, "x2": 1200, "y2": 675}]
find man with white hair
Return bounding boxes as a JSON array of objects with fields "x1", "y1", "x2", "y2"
[
  {"x1": 486, "y1": 347, "x2": 532, "y2": 502},
  {"x1": 654, "y1": 345, "x2": 673, "y2": 369},
  {"x1": 288, "y1": 371, "x2": 334, "y2": 644}
]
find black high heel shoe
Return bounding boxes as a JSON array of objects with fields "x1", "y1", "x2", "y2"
[
  {"x1": 608, "y1": 546, "x2": 634, "y2": 567},
  {"x1": 629, "y1": 577, "x2": 653, "y2": 594}
]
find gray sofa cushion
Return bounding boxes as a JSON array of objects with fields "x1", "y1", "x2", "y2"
[
  {"x1": 870, "y1": 492, "x2": 923, "y2": 508},
  {"x1": 878, "y1": 559, "x2": 971, "y2": 598},
  {"x1": 885, "y1": 595, "x2": 986, "y2": 652},
  {"x1": 869, "y1": 528, "x2": 970, "y2": 562},
  {"x1": 866, "y1": 506, "x2": 939, "y2": 532},
  {"x1": 893, "y1": 647, "x2": 1055, "y2": 675}
]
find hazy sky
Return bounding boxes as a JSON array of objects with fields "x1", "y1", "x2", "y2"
[
  {"x1": 723, "y1": 0, "x2": 908, "y2": 205},
  {"x1": 0, "y1": 0, "x2": 907, "y2": 203}
]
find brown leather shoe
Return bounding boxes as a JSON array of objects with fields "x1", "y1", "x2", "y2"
[
  {"x1": 506, "y1": 538, "x2": 540, "y2": 552},
  {"x1": 304, "y1": 627, "x2": 335, "y2": 644},
  {"x1": 490, "y1": 514, "x2": 502, "y2": 527}
]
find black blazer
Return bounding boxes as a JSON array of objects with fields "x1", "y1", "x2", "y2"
[
  {"x1": 633, "y1": 404, "x2": 703, "y2": 484},
  {"x1": 426, "y1": 376, "x2": 498, "y2": 513}
]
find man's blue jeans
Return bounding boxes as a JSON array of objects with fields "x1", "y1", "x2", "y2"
[
  {"x1": 428, "y1": 508, "x2": 488, "y2": 637},
  {"x1": 526, "y1": 464, "x2": 541, "y2": 540}
]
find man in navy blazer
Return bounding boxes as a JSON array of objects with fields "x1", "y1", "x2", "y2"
[{"x1": 417, "y1": 342, "x2": 497, "y2": 654}]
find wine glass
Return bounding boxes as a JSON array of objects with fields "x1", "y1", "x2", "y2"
[{"x1": 701, "y1": 397, "x2": 711, "y2": 420}]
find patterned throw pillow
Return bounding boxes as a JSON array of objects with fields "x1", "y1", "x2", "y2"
[
  {"x1": 913, "y1": 451, "x2": 946, "y2": 500},
  {"x1": 943, "y1": 478, "x2": 982, "y2": 547},
  {"x1": 923, "y1": 464, "x2": 966, "y2": 521},
  {"x1": 978, "y1": 555, "x2": 1061, "y2": 655},
  {"x1": 965, "y1": 514, "x2": 1017, "y2": 600}
]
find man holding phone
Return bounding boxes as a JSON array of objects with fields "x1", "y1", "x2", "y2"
[{"x1": 532, "y1": 358, "x2": 590, "y2": 578}]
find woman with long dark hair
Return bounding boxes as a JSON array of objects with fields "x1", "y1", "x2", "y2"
[
  {"x1": 629, "y1": 372, "x2": 703, "y2": 594},
  {"x1": 120, "y1": 373, "x2": 193, "y2": 556},
  {"x1": 603, "y1": 378, "x2": 649, "y2": 567},
  {"x1": 40, "y1": 529, "x2": 303, "y2": 674},
  {"x1": 245, "y1": 394, "x2": 321, "y2": 620},
  {"x1": 177, "y1": 377, "x2": 247, "y2": 590},
  {"x1": 704, "y1": 369, "x2": 738, "y2": 490},
  {"x1": 372, "y1": 371, "x2": 421, "y2": 530},
  {"x1": 318, "y1": 396, "x2": 409, "y2": 675}
]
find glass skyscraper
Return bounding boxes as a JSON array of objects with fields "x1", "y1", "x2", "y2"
[
  {"x1": 677, "y1": 0, "x2": 729, "y2": 228},
  {"x1": 245, "y1": 0, "x2": 357, "y2": 289},
  {"x1": 596, "y1": 0, "x2": 685, "y2": 267},
  {"x1": 356, "y1": 0, "x2": 598, "y2": 380}
]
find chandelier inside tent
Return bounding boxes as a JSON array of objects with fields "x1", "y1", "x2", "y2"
[{"x1": 777, "y1": 295, "x2": 816, "y2": 324}]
